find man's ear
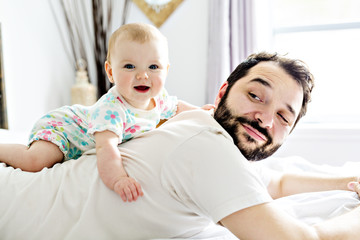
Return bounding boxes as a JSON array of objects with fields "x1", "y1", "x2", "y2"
[
  {"x1": 214, "y1": 81, "x2": 229, "y2": 107},
  {"x1": 105, "y1": 61, "x2": 114, "y2": 83}
]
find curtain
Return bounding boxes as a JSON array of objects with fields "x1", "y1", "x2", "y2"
[
  {"x1": 49, "y1": 0, "x2": 130, "y2": 99},
  {"x1": 0, "y1": 23, "x2": 8, "y2": 129},
  {"x1": 206, "y1": 0, "x2": 255, "y2": 104}
]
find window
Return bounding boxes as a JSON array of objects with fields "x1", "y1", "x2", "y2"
[{"x1": 254, "y1": 0, "x2": 360, "y2": 125}]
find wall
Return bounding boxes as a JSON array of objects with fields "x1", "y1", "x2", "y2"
[{"x1": 0, "y1": 0, "x2": 209, "y2": 132}]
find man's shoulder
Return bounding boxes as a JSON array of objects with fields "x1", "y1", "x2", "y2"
[
  {"x1": 158, "y1": 109, "x2": 232, "y2": 141},
  {"x1": 120, "y1": 109, "x2": 235, "y2": 164},
  {"x1": 164, "y1": 109, "x2": 221, "y2": 129}
]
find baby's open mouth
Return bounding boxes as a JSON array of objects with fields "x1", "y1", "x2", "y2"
[{"x1": 134, "y1": 86, "x2": 150, "y2": 92}]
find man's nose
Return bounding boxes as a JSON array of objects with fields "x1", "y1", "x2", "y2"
[
  {"x1": 255, "y1": 111, "x2": 274, "y2": 129},
  {"x1": 136, "y1": 70, "x2": 149, "y2": 80}
]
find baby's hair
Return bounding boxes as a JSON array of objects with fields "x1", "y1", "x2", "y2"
[{"x1": 106, "y1": 23, "x2": 168, "y2": 64}]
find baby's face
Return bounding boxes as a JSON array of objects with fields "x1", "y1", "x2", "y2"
[{"x1": 107, "y1": 38, "x2": 169, "y2": 110}]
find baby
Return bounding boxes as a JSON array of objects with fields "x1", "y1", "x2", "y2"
[{"x1": 0, "y1": 23, "x2": 212, "y2": 202}]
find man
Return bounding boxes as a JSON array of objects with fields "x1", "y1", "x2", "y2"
[
  {"x1": 1, "y1": 52, "x2": 360, "y2": 239},
  {"x1": 209, "y1": 52, "x2": 359, "y2": 239}
]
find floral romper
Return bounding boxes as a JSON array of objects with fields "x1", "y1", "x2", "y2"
[{"x1": 28, "y1": 87, "x2": 178, "y2": 160}]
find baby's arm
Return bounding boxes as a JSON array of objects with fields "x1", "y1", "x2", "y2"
[
  {"x1": 176, "y1": 100, "x2": 215, "y2": 115},
  {"x1": 95, "y1": 130, "x2": 143, "y2": 202}
]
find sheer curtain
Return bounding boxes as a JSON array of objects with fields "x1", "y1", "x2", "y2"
[{"x1": 206, "y1": 0, "x2": 255, "y2": 103}]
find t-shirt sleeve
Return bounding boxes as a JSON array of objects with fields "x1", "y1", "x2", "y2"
[
  {"x1": 161, "y1": 129, "x2": 272, "y2": 223},
  {"x1": 156, "y1": 88, "x2": 178, "y2": 119},
  {"x1": 87, "y1": 98, "x2": 126, "y2": 142}
]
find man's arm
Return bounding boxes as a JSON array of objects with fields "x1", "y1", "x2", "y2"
[
  {"x1": 221, "y1": 200, "x2": 360, "y2": 240},
  {"x1": 267, "y1": 171, "x2": 358, "y2": 199}
]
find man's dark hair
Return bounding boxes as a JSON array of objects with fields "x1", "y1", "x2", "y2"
[{"x1": 225, "y1": 52, "x2": 314, "y2": 129}]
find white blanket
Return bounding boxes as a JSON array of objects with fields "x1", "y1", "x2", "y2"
[
  {"x1": 0, "y1": 129, "x2": 359, "y2": 239},
  {"x1": 259, "y1": 156, "x2": 360, "y2": 225}
]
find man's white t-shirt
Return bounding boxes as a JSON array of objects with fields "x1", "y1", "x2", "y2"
[{"x1": 103, "y1": 109, "x2": 272, "y2": 239}]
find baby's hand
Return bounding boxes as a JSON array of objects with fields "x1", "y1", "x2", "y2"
[
  {"x1": 113, "y1": 176, "x2": 144, "y2": 202},
  {"x1": 201, "y1": 104, "x2": 215, "y2": 111}
]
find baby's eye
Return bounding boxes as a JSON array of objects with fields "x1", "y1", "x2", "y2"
[
  {"x1": 124, "y1": 64, "x2": 135, "y2": 69},
  {"x1": 149, "y1": 64, "x2": 159, "y2": 70},
  {"x1": 249, "y1": 92, "x2": 261, "y2": 101}
]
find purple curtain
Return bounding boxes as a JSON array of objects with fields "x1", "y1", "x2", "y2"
[{"x1": 206, "y1": 0, "x2": 255, "y2": 103}]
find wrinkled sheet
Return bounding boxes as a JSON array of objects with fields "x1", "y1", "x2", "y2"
[{"x1": 260, "y1": 156, "x2": 360, "y2": 225}]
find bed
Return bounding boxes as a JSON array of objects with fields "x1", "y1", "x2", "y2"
[{"x1": 0, "y1": 128, "x2": 359, "y2": 239}]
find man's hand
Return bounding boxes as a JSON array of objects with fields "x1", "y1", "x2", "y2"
[
  {"x1": 347, "y1": 179, "x2": 360, "y2": 198},
  {"x1": 113, "y1": 176, "x2": 144, "y2": 202}
]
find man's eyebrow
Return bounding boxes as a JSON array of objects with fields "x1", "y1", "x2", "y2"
[
  {"x1": 286, "y1": 104, "x2": 296, "y2": 117},
  {"x1": 250, "y1": 78, "x2": 272, "y2": 88}
]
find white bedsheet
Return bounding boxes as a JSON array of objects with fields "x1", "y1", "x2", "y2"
[
  {"x1": 259, "y1": 156, "x2": 360, "y2": 225},
  {"x1": 0, "y1": 129, "x2": 359, "y2": 239}
]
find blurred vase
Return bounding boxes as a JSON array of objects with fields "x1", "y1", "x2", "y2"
[{"x1": 71, "y1": 59, "x2": 97, "y2": 106}]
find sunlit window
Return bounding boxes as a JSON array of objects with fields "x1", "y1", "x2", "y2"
[{"x1": 255, "y1": 0, "x2": 360, "y2": 125}]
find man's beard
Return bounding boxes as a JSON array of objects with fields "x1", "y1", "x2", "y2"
[{"x1": 213, "y1": 98, "x2": 281, "y2": 161}]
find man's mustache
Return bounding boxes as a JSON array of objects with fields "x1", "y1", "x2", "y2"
[{"x1": 235, "y1": 116, "x2": 271, "y2": 143}]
